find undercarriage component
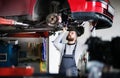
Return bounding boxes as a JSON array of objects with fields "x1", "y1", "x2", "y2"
[
  {"x1": 0, "y1": 17, "x2": 29, "y2": 26},
  {"x1": 46, "y1": 13, "x2": 62, "y2": 27},
  {"x1": 0, "y1": 0, "x2": 115, "y2": 35},
  {"x1": 0, "y1": 26, "x2": 55, "y2": 33}
]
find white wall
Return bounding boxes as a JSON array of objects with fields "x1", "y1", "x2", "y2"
[{"x1": 49, "y1": 32, "x2": 61, "y2": 73}]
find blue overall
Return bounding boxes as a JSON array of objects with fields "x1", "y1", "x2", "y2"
[{"x1": 59, "y1": 44, "x2": 78, "y2": 77}]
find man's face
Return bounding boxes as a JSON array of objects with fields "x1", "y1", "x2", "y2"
[{"x1": 67, "y1": 31, "x2": 77, "y2": 41}]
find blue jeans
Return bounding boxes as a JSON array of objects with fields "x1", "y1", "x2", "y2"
[{"x1": 87, "y1": 61, "x2": 104, "y2": 78}]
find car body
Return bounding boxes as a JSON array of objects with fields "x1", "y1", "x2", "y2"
[
  {"x1": 0, "y1": 0, "x2": 114, "y2": 34},
  {"x1": 68, "y1": 0, "x2": 114, "y2": 29}
]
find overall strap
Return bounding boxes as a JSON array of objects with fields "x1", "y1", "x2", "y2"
[
  {"x1": 63, "y1": 44, "x2": 66, "y2": 54},
  {"x1": 73, "y1": 43, "x2": 77, "y2": 55}
]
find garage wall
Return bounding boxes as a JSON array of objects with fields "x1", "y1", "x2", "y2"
[
  {"x1": 2, "y1": 37, "x2": 43, "y2": 51},
  {"x1": 1, "y1": 37, "x2": 49, "y2": 73}
]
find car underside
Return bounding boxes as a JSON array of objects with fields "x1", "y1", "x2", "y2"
[{"x1": 0, "y1": 0, "x2": 114, "y2": 37}]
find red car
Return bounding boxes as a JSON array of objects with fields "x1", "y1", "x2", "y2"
[
  {"x1": 0, "y1": 0, "x2": 114, "y2": 33},
  {"x1": 68, "y1": 0, "x2": 114, "y2": 29}
]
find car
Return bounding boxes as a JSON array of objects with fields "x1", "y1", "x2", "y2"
[
  {"x1": 0, "y1": 0, "x2": 114, "y2": 36},
  {"x1": 68, "y1": 0, "x2": 114, "y2": 29}
]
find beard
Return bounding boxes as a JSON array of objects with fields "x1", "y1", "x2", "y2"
[{"x1": 66, "y1": 35, "x2": 74, "y2": 41}]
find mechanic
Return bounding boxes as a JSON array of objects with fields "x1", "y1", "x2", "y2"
[{"x1": 53, "y1": 26, "x2": 85, "y2": 77}]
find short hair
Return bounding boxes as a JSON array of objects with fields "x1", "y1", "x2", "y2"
[{"x1": 67, "y1": 26, "x2": 84, "y2": 36}]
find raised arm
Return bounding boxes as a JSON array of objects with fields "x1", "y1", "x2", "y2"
[{"x1": 53, "y1": 27, "x2": 67, "y2": 52}]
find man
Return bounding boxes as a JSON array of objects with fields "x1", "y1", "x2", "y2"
[{"x1": 53, "y1": 26, "x2": 85, "y2": 77}]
